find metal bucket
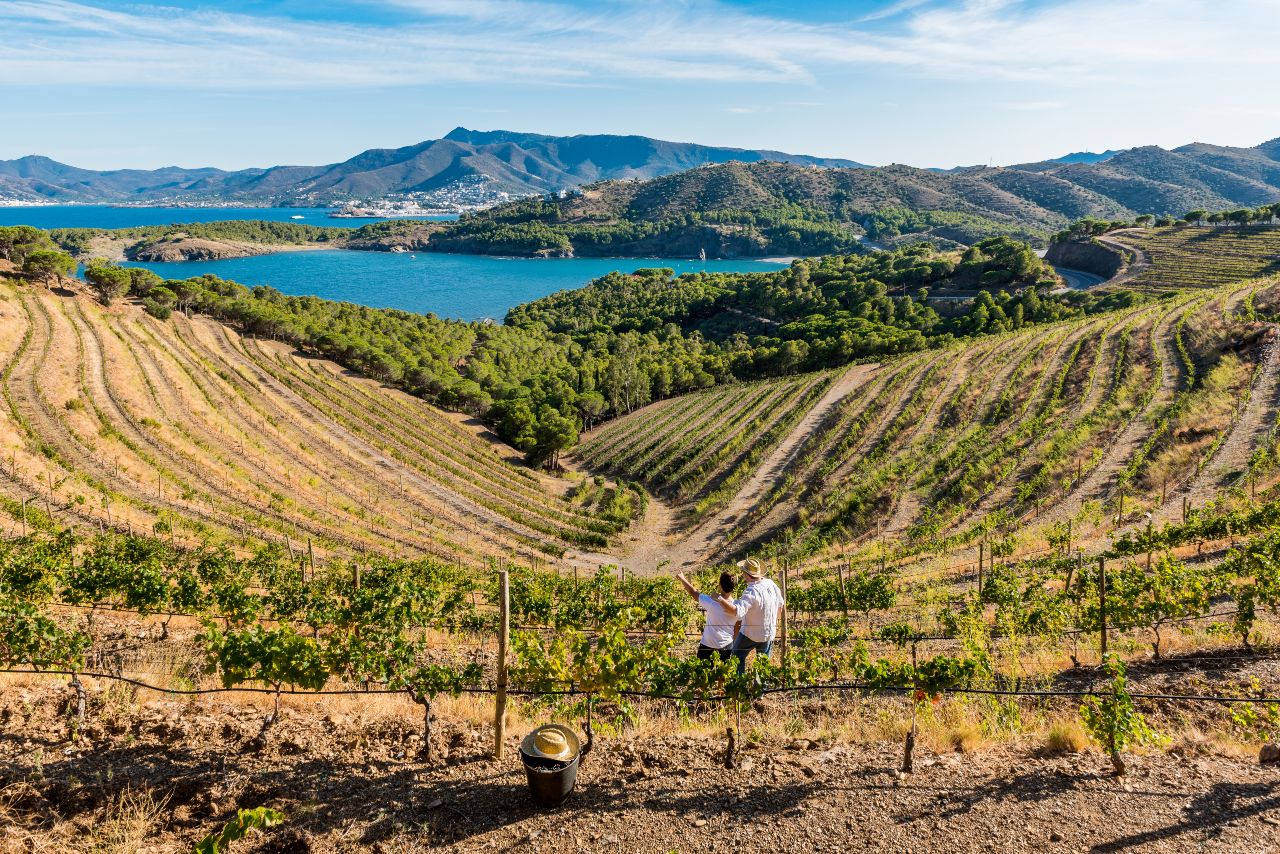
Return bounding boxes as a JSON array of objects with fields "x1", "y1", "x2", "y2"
[
  {"x1": 521, "y1": 752, "x2": 582, "y2": 807},
  {"x1": 519, "y1": 723, "x2": 592, "y2": 808}
]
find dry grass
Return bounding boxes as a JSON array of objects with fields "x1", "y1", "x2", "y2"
[
  {"x1": 1042, "y1": 719, "x2": 1089, "y2": 755},
  {"x1": 89, "y1": 788, "x2": 171, "y2": 854}
]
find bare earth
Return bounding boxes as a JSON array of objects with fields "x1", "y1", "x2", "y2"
[{"x1": 3, "y1": 680, "x2": 1279, "y2": 853}]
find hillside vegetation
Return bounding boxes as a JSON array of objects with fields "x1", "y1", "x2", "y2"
[
  {"x1": 1121, "y1": 226, "x2": 1280, "y2": 291},
  {"x1": 0, "y1": 280, "x2": 623, "y2": 565},
  {"x1": 583, "y1": 277, "x2": 1280, "y2": 579},
  {"x1": 362, "y1": 138, "x2": 1280, "y2": 257},
  {"x1": 5, "y1": 236, "x2": 1109, "y2": 473},
  {"x1": 11, "y1": 182, "x2": 1280, "y2": 854}
]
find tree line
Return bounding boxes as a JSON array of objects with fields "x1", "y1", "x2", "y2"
[{"x1": 1053, "y1": 201, "x2": 1280, "y2": 243}]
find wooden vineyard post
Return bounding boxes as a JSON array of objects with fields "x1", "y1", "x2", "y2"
[
  {"x1": 1182, "y1": 496, "x2": 1189, "y2": 523},
  {"x1": 20, "y1": 497, "x2": 28, "y2": 538},
  {"x1": 977, "y1": 542, "x2": 985, "y2": 594},
  {"x1": 307, "y1": 538, "x2": 315, "y2": 583},
  {"x1": 1152, "y1": 517, "x2": 1162, "y2": 571},
  {"x1": 494, "y1": 569, "x2": 510, "y2": 761},
  {"x1": 353, "y1": 565, "x2": 362, "y2": 589},
  {"x1": 1097, "y1": 556, "x2": 1108, "y2": 660},
  {"x1": 779, "y1": 562, "x2": 789, "y2": 683},
  {"x1": 836, "y1": 561, "x2": 849, "y2": 621},
  {"x1": 1066, "y1": 519, "x2": 1072, "y2": 555}
]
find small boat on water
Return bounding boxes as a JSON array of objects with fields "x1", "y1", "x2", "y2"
[{"x1": 290, "y1": 215, "x2": 304, "y2": 220}]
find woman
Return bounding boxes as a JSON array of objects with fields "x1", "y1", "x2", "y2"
[{"x1": 676, "y1": 570, "x2": 739, "y2": 660}]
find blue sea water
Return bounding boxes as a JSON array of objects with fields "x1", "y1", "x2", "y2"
[
  {"x1": 124, "y1": 250, "x2": 789, "y2": 321},
  {"x1": 2, "y1": 205, "x2": 788, "y2": 320},
  {"x1": 0, "y1": 205, "x2": 448, "y2": 229}
]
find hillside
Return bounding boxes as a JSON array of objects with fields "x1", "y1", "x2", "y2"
[
  {"x1": 422, "y1": 142, "x2": 1280, "y2": 257},
  {"x1": 579, "y1": 277, "x2": 1280, "y2": 576},
  {"x1": 11, "y1": 133, "x2": 1280, "y2": 258},
  {"x1": 9, "y1": 209, "x2": 1280, "y2": 854},
  {"x1": 0, "y1": 128, "x2": 866, "y2": 206},
  {"x1": 0, "y1": 280, "x2": 623, "y2": 566}
]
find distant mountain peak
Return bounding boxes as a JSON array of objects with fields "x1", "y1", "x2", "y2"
[
  {"x1": 1045, "y1": 149, "x2": 1121, "y2": 165},
  {"x1": 0, "y1": 129, "x2": 868, "y2": 205},
  {"x1": 1255, "y1": 137, "x2": 1280, "y2": 159}
]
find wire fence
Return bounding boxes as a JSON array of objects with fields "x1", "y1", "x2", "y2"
[{"x1": 7, "y1": 667, "x2": 1280, "y2": 707}]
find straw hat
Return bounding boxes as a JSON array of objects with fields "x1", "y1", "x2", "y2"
[
  {"x1": 521, "y1": 724, "x2": 580, "y2": 761},
  {"x1": 735, "y1": 558, "x2": 765, "y2": 579}
]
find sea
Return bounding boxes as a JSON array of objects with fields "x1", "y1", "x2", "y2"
[{"x1": 1, "y1": 205, "x2": 788, "y2": 321}]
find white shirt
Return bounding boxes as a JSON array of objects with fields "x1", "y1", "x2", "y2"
[
  {"x1": 732, "y1": 578, "x2": 784, "y2": 643},
  {"x1": 697, "y1": 593, "x2": 736, "y2": 649}
]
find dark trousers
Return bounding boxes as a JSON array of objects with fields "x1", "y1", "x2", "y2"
[{"x1": 697, "y1": 643, "x2": 729, "y2": 661}]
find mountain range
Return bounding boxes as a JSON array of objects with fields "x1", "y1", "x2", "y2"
[
  {"x1": 0, "y1": 127, "x2": 867, "y2": 206},
  {"x1": 6, "y1": 129, "x2": 1280, "y2": 252},
  {"x1": 401, "y1": 136, "x2": 1280, "y2": 257}
]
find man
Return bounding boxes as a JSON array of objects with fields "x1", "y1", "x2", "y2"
[
  {"x1": 717, "y1": 558, "x2": 784, "y2": 673},
  {"x1": 675, "y1": 570, "x2": 738, "y2": 660}
]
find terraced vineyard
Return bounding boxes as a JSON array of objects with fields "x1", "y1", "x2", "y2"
[
  {"x1": 573, "y1": 371, "x2": 834, "y2": 516},
  {"x1": 590, "y1": 277, "x2": 1280, "y2": 578},
  {"x1": 1117, "y1": 225, "x2": 1280, "y2": 290},
  {"x1": 0, "y1": 282, "x2": 618, "y2": 566}
]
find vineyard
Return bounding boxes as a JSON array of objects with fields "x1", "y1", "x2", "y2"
[
  {"x1": 587, "y1": 278, "x2": 1280, "y2": 589},
  {"x1": 1114, "y1": 225, "x2": 1280, "y2": 291},
  {"x1": 5, "y1": 269, "x2": 1280, "y2": 849},
  {"x1": 573, "y1": 371, "x2": 835, "y2": 515},
  {"x1": 0, "y1": 281, "x2": 620, "y2": 567},
  {"x1": 6, "y1": 503, "x2": 1280, "y2": 848}
]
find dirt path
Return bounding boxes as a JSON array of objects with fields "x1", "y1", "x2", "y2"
[
  {"x1": 1155, "y1": 324, "x2": 1280, "y2": 523},
  {"x1": 588, "y1": 364, "x2": 872, "y2": 574}
]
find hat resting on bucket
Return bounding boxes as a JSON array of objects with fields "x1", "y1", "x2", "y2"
[
  {"x1": 521, "y1": 724, "x2": 580, "y2": 762},
  {"x1": 735, "y1": 558, "x2": 765, "y2": 579}
]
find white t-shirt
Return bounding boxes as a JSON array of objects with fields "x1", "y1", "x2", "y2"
[{"x1": 697, "y1": 593, "x2": 736, "y2": 649}]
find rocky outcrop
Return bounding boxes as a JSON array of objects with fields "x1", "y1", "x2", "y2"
[
  {"x1": 342, "y1": 223, "x2": 444, "y2": 253},
  {"x1": 1044, "y1": 239, "x2": 1126, "y2": 279},
  {"x1": 126, "y1": 237, "x2": 275, "y2": 262}
]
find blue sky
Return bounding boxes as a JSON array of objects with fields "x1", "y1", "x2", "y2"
[{"x1": 2, "y1": 0, "x2": 1278, "y2": 170}]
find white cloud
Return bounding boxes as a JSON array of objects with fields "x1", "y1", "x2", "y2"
[
  {"x1": 0, "y1": 0, "x2": 1276, "y2": 91},
  {"x1": 858, "y1": 0, "x2": 934, "y2": 23},
  {"x1": 998, "y1": 100, "x2": 1065, "y2": 111}
]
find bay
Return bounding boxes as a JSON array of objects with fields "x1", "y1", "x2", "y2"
[
  {"x1": 123, "y1": 250, "x2": 789, "y2": 321},
  {"x1": 4, "y1": 205, "x2": 789, "y2": 320},
  {"x1": 0, "y1": 205, "x2": 452, "y2": 230}
]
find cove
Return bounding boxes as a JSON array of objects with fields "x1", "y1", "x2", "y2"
[{"x1": 123, "y1": 249, "x2": 790, "y2": 321}]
